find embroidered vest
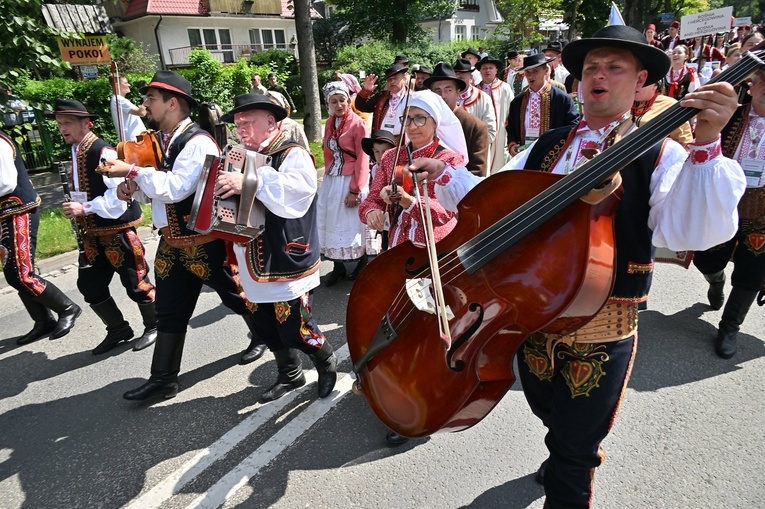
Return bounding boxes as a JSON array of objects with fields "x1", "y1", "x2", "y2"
[
  {"x1": 245, "y1": 136, "x2": 321, "y2": 282},
  {"x1": 722, "y1": 104, "x2": 765, "y2": 219},
  {"x1": 0, "y1": 130, "x2": 39, "y2": 220},
  {"x1": 76, "y1": 135, "x2": 142, "y2": 234},
  {"x1": 525, "y1": 125, "x2": 665, "y2": 302},
  {"x1": 160, "y1": 123, "x2": 217, "y2": 240}
]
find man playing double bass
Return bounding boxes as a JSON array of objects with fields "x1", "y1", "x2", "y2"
[{"x1": 412, "y1": 26, "x2": 746, "y2": 508}]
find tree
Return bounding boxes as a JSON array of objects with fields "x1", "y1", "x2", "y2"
[
  {"x1": 0, "y1": 0, "x2": 69, "y2": 94},
  {"x1": 292, "y1": 0, "x2": 323, "y2": 141},
  {"x1": 493, "y1": 0, "x2": 562, "y2": 48},
  {"x1": 330, "y1": 0, "x2": 456, "y2": 44}
]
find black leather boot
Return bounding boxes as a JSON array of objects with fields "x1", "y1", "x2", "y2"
[
  {"x1": 16, "y1": 291, "x2": 56, "y2": 345},
  {"x1": 348, "y1": 254, "x2": 368, "y2": 281},
  {"x1": 132, "y1": 302, "x2": 158, "y2": 351},
  {"x1": 123, "y1": 332, "x2": 185, "y2": 400},
  {"x1": 260, "y1": 348, "x2": 306, "y2": 402},
  {"x1": 309, "y1": 341, "x2": 337, "y2": 398},
  {"x1": 535, "y1": 459, "x2": 548, "y2": 485},
  {"x1": 91, "y1": 297, "x2": 134, "y2": 355},
  {"x1": 240, "y1": 314, "x2": 267, "y2": 365},
  {"x1": 385, "y1": 430, "x2": 409, "y2": 446},
  {"x1": 715, "y1": 287, "x2": 758, "y2": 359},
  {"x1": 704, "y1": 270, "x2": 726, "y2": 310},
  {"x1": 323, "y1": 262, "x2": 346, "y2": 287},
  {"x1": 34, "y1": 284, "x2": 82, "y2": 339}
]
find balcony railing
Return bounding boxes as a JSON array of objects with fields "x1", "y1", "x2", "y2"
[{"x1": 168, "y1": 43, "x2": 291, "y2": 66}]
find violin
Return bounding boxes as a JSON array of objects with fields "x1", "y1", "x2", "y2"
[
  {"x1": 346, "y1": 46, "x2": 765, "y2": 439},
  {"x1": 116, "y1": 131, "x2": 163, "y2": 170}
]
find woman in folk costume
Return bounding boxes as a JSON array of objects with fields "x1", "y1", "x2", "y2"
[
  {"x1": 665, "y1": 44, "x2": 700, "y2": 101},
  {"x1": 318, "y1": 81, "x2": 371, "y2": 285},
  {"x1": 359, "y1": 90, "x2": 466, "y2": 250}
]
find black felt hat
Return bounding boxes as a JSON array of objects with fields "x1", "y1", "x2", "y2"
[
  {"x1": 412, "y1": 64, "x2": 432, "y2": 75},
  {"x1": 506, "y1": 50, "x2": 520, "y2": 59},
  {"x1": 221, "y1": 93, "x2": 288, "y2": 123},
  {"x1": 453, "y1": 58, "x2": 475, "y2": 72},
  {"x1": 544, "y1": 41, "x2": 564, "y2": 53},
  {"x1": 361, "y1": 129, "x2": 395, "y2": 160},
  {"x1": 394, "y1": 54, "x2": 409, "y2": 64},
  {"x1": 140, "y1": 70, "x2": 198, "y2": 108},
  {"x1": 383, "y1": 63, "x2": 409, "y2": 80},
  {"x1": 475, "y1": 55, "x2": 503, "y2": 70},
  {"x1": 45, "y1": 98, "x2": 99, "y2": 119},
  {"x1": 423, "y1": 62, "x2": 467, "y2": 91},
  {"x1": 518, "y1": 53, "x2": 555, "y2": 71},
  {"x1": 462, "y1": 47, "x2": 481, "y2": 59},
  {"x1": 561, "y1": 25, "x2": 671, "y2": 85}
]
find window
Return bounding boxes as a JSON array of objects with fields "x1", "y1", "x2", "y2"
[
  {"x1": 188, "y1": 28, "x2": 233, "y2": 62},
  {"x1": 455, "y1": 25, "x2": 466, "y2": 41},
  {"x1": 249, "y1": 29, "x2": 287, "y2": 52},
  {"x1": 471, "y1": 26, "x2": 479, "y2": 40},
  {"x1": 188, "y1": 29, "x2": 202, "y2": 47}
]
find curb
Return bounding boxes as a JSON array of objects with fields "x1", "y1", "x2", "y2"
[{"x1": 0, "y1": 226, "x2": 158, "y2": 296}]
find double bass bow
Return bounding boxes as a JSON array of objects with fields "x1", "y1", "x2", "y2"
[{"x1": 346, "y1": 47, "x2": 765, "y2": 439}]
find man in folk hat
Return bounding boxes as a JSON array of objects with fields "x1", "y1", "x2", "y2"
[
  {"x1": 214, "y1": 94, "x2": 338, "y2": 402},
  {"x1": 502, "y1": 51, "x2": 525, "y2": 96},
  {"x1": 662, "y1": 21, "x2": 682, "y2": 51},
  {"x1": 461, "y1": 47, "x2": 482, "y2": 85},
  {"x1": 1, "y1": 127, "x2": 81, "y2": 347},
  {"x1": 104, "y1": 71, "x2": 268, "y2": 401},
  {"x1": 692, "y1": 68, "x2": 765, "y2": 360},
  {"x1": 506, "y1": 54, "x2": 579, "y2": 157},
  {"x1": 643, "y1": 23, "x2": 663, "y2": 49},
  {"x1": 393, "y1": 54, "x2": 409, "y2": 66},
  {"x1": 411, "y1": 64, "x2": 432, "y2": 92},
  {"x1": 356, "y1": 63, "x2": 410, "y2": 141},
  {"x1": 412, "y1": 25, "x2": 745, "y2": 508},
  {"x1": 426, "y1": 62, "x2": 489, "y2": 176},
  {"x1": 50, "y1": 99, "x2": 157, "y2": 355},
  {"x1": 454, "y1": 58, "x2": 497, "y2": 157},
  {"x1": 543, "y1": 41, "x2": 570, "y2": 87},
  {"x1": 476, "y1": 55, "x2": 514, "y2": 174}
]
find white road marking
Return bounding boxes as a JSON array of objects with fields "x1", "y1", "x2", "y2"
[
  {"x1": 185, "y1": 373, "x2": 354, "y2": 509},
  {"x1": 124, "y1": 344, "x2": 352, "y2": 509}
]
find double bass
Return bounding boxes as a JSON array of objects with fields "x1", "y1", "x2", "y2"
[{"x1": 346, "y1": 48, "x2": 765, "y2": 439}]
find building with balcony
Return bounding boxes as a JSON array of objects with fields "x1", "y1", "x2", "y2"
[
  {"x1": 106, "y1": 0, "x2": 321, "y2": 68},
  {"x1": 420, "y1": 0, "x2": 503, "y2": 43}
]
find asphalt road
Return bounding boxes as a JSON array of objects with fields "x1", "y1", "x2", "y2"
[{"x1": 0, "y1": 233, "x2": 763, "y2": 509}]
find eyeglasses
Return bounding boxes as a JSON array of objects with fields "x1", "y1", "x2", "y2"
[{"x1": 400, "y1": 115, "x2": 430, "y2": 127}]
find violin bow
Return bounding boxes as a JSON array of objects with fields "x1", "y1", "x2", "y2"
[
  {"x1": 386, "y1": 73, "x2": 417, "y2": 225},
  {"x1": 409, "y1": 145, "x2": 452, "y2": 346}
]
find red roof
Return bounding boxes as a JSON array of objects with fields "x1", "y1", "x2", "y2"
[{"x1": 124, "y1": 0, "x2": 207, "y2": 20}]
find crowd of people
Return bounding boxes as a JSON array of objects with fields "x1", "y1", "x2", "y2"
[{"x1": 2, "y1": 21, "x2": 763, "y2": 509}]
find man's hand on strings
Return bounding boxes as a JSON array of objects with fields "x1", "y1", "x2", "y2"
[
  {"x1": 98, "y1": 159, "x2": 132, "y2": 178},
  {"x1": 681, "y1": 82, "x2": 739, "y2": 145}
]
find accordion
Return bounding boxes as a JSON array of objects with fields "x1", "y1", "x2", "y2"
[{"x1": 188, "y1": 146, "x2": 267, "y2": 243}]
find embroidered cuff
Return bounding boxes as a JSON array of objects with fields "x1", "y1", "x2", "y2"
[
  {"x1": 83, "y1": 202, "x2": 93, "y2": 214},
  {"x1": 688, "y1": 135, "x2": 722, "y2": 165},
  {"x1": 126, "y1": 164, "x2": 140, "y2": 180},
  {"x1": 435, "y1": 166, "x2": 454, "y2": 186}
]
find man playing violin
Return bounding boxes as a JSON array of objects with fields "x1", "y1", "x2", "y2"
[
  {"x1": 214, "y1": 94, "x2": 338, "y2": 403},
  {"x1": 411, "y1": 25, "x2": 746, "y2": 508},
  {"x1": 102, "y1": 72, "x2": 267, "y2": 401},
  {"x1": 49, "y1": 99, "x2": 157, "y2": 355}
]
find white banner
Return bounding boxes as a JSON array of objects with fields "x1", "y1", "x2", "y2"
[{"x1": 681, "y1": 7, "x2": 734, "y2": 40}]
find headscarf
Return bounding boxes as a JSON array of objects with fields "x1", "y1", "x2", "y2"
[
  {"x1": 406, "y1": 90, "x2": 467, "y2": 156},
  {"x1": 336, "y1": 73, "x2": 362, "y2": 95},
  {"x1": 322, "y1": 81, "x2": 350, "y2": 101}
]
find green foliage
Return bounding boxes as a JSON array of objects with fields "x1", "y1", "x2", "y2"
[
  {"x1": 308, "y1": 141, "x2": 324, "y2": 169},
  {"x1": 187, "y1": 48, "x2": 234, "y2": 109},
  {"x1": 494, "y1": 1, "x2": 562, "y2": 49},
  {"x1": 98, "y1": 34, "x2": 159, "y2": 75},
  {"x1": 250, "y1": 49, "x2": 302, "y2": 110},
  {"x1": 313, "y1": 18, "x2": 355, "y2": 65}
]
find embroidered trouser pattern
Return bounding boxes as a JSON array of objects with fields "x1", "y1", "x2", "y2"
[
  {"x1": 244, "y1": 291, "x2": 325, "y2": 356},
  {"x1": 693, "y1": 220, "x2": 765, "y2": 292},
  {"x1": 77, "y1": 228, "x2": 155, "y2": 305},
  {"x1": 0, "y1": 209, "x2": 46, "y2": 296},
  {"x1": 518, "y1": 334, "x2": 637, "y2": 509},
  {"x1": 153, "y1": 238, "x2": 249, "y2": 333}
]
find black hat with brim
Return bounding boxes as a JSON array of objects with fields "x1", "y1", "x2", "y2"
[
  {"x1": 221, "y1": 93, "x2": 287, "y2": 123},
  {"x1": 475, "y1": 55, "x2": 503, "y2": 70},
  {"x1": 361, "y1": 129, "x2": 395, "y2": 159},
  {"x1": 462, "y1": 47, "x2": 481, "y2": 59},
  {"x1": 140, "y1": 70, "x2": 198, "y2": 108},
  {"x1": 562, "y1": 25, "x2": 671, "y2": 85},
  {"x1": 506, "y1": 51, "x2": 520, "y2": 59},
  {"x1": 413, "y1": 65, "x2": 432, "y2": 75},
  {"x1": 384, "y1": 63, "x2": 409, "y2": 80},
  {"x1": 45, "y1": 98, "x2": 98, "y2": 119},
  {"x1": 453, "y1": 58, "x2": 475, "y2": 72},
  {"x1": 423, "y1": 62, "x2": 467, "y2": 91},
  {"x1": 518, "y1": 53, "x2": 555, "y2": 71}
]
